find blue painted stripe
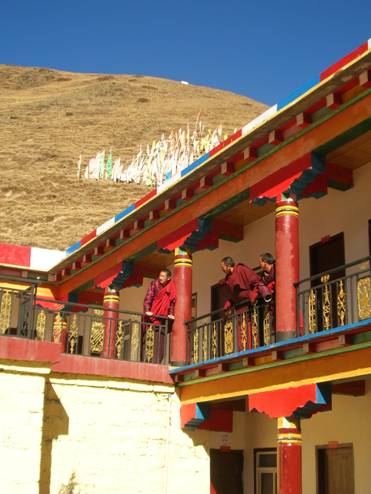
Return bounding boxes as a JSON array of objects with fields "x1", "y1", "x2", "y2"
[
  {"x1": 169, "y1": 318, "x2": 371, "y2": 374},
  {"x1": 277, "y1": 76, "x2": 320, "y2": 111},
  {"x1": 114, "y1": 204, "x2": 135, "y2": 222},
  {"x1": 180, "y1": 153, "x2": 210, "y2": 177},
  {"x1": 66, "y1": 241, "x2": 81, "y2": 255}
]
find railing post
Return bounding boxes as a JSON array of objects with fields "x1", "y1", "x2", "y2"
[
  {"x1": 102, "y1": 287, "x2": 119, "y2": 359},
  {"x1": 171, "y1": 248, "x2": 192, "y2": 365},
  {"x1": 275, "y1": 197, "x2": 299, "y2": 340}
]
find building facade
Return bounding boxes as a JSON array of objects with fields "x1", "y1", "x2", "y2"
[{"x1": 0, "y1": 40, "x2": 370, "y2": 494}]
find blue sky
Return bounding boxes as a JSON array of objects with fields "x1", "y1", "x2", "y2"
[{"x1": 0, "y1": 0, "x2": 369, "y2": 105}]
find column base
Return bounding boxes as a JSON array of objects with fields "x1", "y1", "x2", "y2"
[
  {"x1": 170, "y1": 360, "x2": 186, "y2": 367},
  {"x1": 276, "y1": 330, "x2": 297, "y2": 342}
]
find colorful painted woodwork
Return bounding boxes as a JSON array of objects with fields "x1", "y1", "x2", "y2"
[
  {"x1": 275, "y1": 198, "x2": 299, "y2": 340},
  {"x1": 171, "y1": 248, "x2": 193, "y2": 364},
  {"x1": 102, "y1": 288, "x2": 120, "y2": 359},
  {"x1": 277, "y1": 417, "x2": 302, "y2": 494},
  {"x1": 248, "y1": 383, "x2": 331, "y2": 419}
]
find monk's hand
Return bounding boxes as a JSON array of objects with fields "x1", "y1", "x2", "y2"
[
  {"x1": 145, "y1": 311, "x2": 153, "y2": 316},
  {"x1": 168, "y1": 315, "x2": 175, "y2": 320}
]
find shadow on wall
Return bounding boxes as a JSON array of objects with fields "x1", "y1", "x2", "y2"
[
  {"x1": 39, "y1": 381, "x2": 70, "y2": 494},
  {"x1": 58, "y1": 473, "x2": 79, "y2": 494}
]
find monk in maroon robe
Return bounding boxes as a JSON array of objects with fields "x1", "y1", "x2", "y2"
[
  {"x1": 219, "y1": 257, "x2": 273, "y2": 350},
  {"x1": 142, "y1": 269, "x2": 176, "y2": 363},
  {"x1": 220, "y1": 257, "x2": 271, "y2": 310},
  {"x1": 259, "y1": 252, "x2": 275, "y2": 298}
]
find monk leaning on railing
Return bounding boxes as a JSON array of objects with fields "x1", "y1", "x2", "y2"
[{"x1": 142, "y1": 268, "x2": 176, "y2": 363}]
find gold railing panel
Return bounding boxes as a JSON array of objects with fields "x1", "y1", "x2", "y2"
[
  {"x1": 68, "y1": 314, "x2": 78, "y2": 354},
  {"x1": 263, "y1": 311, "x2": 271, "y2": 345},
  {"x1": 53, "y1": 312, "x2": 64, "y2": 343},
  {"x1": 0, "y1": 290, "x2": 12, "y2": 335},
  {"x1": 321, "y1": 274, "x2": 331, "y2": 330},
  {"x1": 193, "y1": 327, "x2": 199, "y2": 363},
  {"x1": 357, "y1": 276, "x2": 371, "y2": 320},
  {"x1": 240, "y1": 312, "x2": 248, "y2": 351},
  {"x1": 90, "y1": 309, "x2": 105, "y2": 353},
  {"x1": 36, "y1": 310, "x2": 46, "y2": 340},
  {"x1": 115, "y1": 320, "x2": 124, "y2": 358},
  {"x1": 308, "y1": 289, "x2": 317, "y2": 333},
  {"x1": 202, "y1": 325, "x2": 208, "y2": 361},
  {"x1": 224, "y1": 320, "x2": 234, "y2": 354},
  {"x1": 211, "y1": 322, "x2": 217, "y2": 359},
  {"x1": 130, "y1": 321, "x2": 141, "y2": 361},
  {"x1": 337, "y1": 280, "x2": 346, "y2": 326},
  {"x1": 251, "y1": 305, "x2": 259, "y2": 348},
  {"x1": 145, "y1": 325, "x2": 154, "y2": 363}
]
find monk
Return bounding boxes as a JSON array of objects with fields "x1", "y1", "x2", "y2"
[
  {"x1": 142, "y1": 268, "x2": 176, "y2": 363},
  {"x1": 259, "y1": 252, "x2": 275, "y2": 300},
  {"x1": 220, "y1": 257, "x2": 271, "y2": 311}
]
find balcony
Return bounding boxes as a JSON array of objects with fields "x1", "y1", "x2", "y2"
[
  {"x1": 186, "y1": 256, "x2": 371, "y2": 366},
  {"x1": 0, "y1": 288, "x2": 170, "y2": 364},
  {"x1": 0, "y1": 257, "x2": 370, "y2": 369}
]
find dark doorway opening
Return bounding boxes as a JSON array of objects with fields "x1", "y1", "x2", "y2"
[
  {"x1": 309, "y1": 233, "x2": 346, "y2": 330},
  {"x1": 210, "y1": 448, "x2": 244, "y2": 494},
  {"x1": 310, "y1": 232, "x2": 346, "y2": 283}
]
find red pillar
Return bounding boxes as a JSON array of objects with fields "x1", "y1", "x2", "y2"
[
  {"x1": 275, "y1": 197, "x2": 299, "y2": 340},
  {"x1": 278, "y1": 417, "x2": 302, "y2": 494},
  {"x1": 171, "y1": 248, "x2": 192, "y2": 365},
  {"x1": 102, "y1": 287, "x2": 119, "y2": 359}
]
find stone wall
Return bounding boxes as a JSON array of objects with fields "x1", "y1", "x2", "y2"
[
  {"x1": 0, "y1": 360, "x2": 210, "y2": 494},
  {"x1": 0, "y1": 362, "x2": 47, "y2": 494}
]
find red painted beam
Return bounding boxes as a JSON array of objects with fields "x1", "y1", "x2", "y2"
[
  {"x1": 332, "y1": 380, "x2": 365, "y2": 396},
  {"x1": 326, "y1": 162, "x2": 353, "y2": 190},
  {"x1": 213, "y1": 220, "x2": 244, "y2": 242}
]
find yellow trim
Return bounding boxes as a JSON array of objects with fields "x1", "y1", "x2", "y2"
[
  {"x1": 275, "y1": 205, "x2": 299, "y2": 213},
  {"x1": 278, "y1": 433, "x2": 302, "y2": 441},
  {"x1": 174, "y1": 262, "x2": 193, "y2": 267},
  {"x1": 278, "y1": 440, "x2": 302, "y2": 445},
  {"x1": 277, "y1": 417, "x2": 300, "y2": 429},
  {"x1": 103, "y1": 295, "x2": 119, "y2": 302},
  {"x1": 0, "y1": 282, "x2": 29, "y2": 291},
  {"x1": 275, "y1": 211, "x2": 299, "y2": 217}
]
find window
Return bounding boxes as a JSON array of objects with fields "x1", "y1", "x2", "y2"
[{"x1": 254, "y1": 448, "x2": 277, "y2": 494}]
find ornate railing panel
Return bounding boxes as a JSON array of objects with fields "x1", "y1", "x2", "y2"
[
  {"x1": 296, "y1": 256, "x2": 371, "y2": 335},
  {"x1": 186, "y1": 301, "x2": 274, "y2": 364},
  {"x1": 0, "y1": 288, "x2": 170, "y2": 364}
]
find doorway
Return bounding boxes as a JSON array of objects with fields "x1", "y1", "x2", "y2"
[
  {"x1": 210, "y1": 449, "x2": 244, "y2": 494},
  {"x1": 317, "y1": 444, "x2": 354, "y2": 494},
  {"x1": 309, "y1": 233, "x2": 346, "y2": 329},
  {"x1": 309, "y1": 232, "x2": 345, "y2": 282}
]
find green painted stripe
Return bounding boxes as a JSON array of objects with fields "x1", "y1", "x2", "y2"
[
  {"x1": 177, "y1": 340, "x2": 371, "y2": 387},
  {"x1": 316, "y1": 117, "x2": 371, "y2": 156}
]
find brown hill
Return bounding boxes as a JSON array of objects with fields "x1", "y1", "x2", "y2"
[{"x1": 0, "y1": 65, "x2": 266, "y2": 250}]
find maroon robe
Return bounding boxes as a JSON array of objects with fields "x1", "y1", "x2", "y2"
[
  {"x1": 142, "y1": 279, "x2": 176, "y2": 364},
  {"x1": 222, "y1": 263, "x2": 261, "y2": 308},
  {"x1": 143, "y1": 279, "x2": 176, "y2": 323}
]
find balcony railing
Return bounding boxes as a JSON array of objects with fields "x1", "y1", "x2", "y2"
[
  {"x1": 186, "y1": 301, "x2": 275, "y2": 364},
  {"x1": 186, "y1": 256, "x2": 371, "y2": 365},
  {"x1": 296, "y1": 256, "x2": 371, "y2": 335},
  {"x1": 0, "y1": 288, "x2": 170, "y2": 364}
]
